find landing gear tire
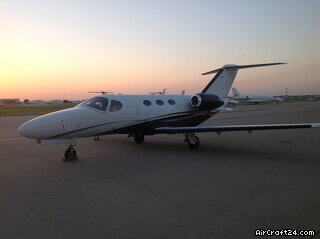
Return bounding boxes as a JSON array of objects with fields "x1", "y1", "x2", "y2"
[
  {"x1": 188, "y1": 136, "x2": 200, "y2": 150},
  {"x1": 185, "y1": 133, "x2": 200, "y2": 150},
  {"x1": 94, "y1": 135, "x2": 100, "y2": 141},
  {"x1": 134, "y1": 134, "x2": 144, "y2": 144},
  {"x1": 63, "y1": 146, "x2": 78, "y2": 162}
]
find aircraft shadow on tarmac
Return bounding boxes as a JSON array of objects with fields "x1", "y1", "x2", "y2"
[{"x1": 95, "y1": 136, "x2": 302, "y2": 163}]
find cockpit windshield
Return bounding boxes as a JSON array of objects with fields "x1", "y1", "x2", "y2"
[{"x1": 81, "y1": 97, "x2": 108, "y2": 111}]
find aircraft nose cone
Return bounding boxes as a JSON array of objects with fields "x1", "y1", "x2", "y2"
[
  {"x1": 18, "y1": 123, "x2": 29, "y2": 137},
  {"x1": 18, "y1": 119, "x2": 44, "y2": 139}
]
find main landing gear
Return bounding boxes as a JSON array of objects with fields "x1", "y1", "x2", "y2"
[
  {"x1": 134, "y1": 133, "x2": 145, "y2": 144},
  {"x1": 63, "y1": 142, "x2": 78, "y2": 162},
  {"x1": 128, "y1": 133, "x2": 145, "y2": 144},
  {"x1": 94, "y1": 135, "x2": 100, "y2": 141},
  {"x1": 185, "y1": 132, "x2": 200, "y2": 149},
  {"x1": 129, "y1": 132, "x2": 200, "y2": 149}
]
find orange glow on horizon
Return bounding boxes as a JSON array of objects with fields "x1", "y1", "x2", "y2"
[
  {"x1": 1, "y1": 27, "x2": 319, "y2": 100},
  {"x1": 1, "y1": 1, "x2": 320, "y2": 101},
  {"x1": 0, "y1": 34, "x2": 205, "y2": 100}
]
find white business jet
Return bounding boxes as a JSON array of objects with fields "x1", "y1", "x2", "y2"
[
  {"x1": 232, "y1": 87, "x2": 284, "y2": 104},
  {"x1": 18, "y1": 63, "x2": 319, "y2": 161}
]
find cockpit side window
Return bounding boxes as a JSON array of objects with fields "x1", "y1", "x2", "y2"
[
  {"x1": 109, "y1": 100, "x2": 122, "y2": 112},
  {"x1": 82, "y1": 97, "x2": 108, "y2": 111}
]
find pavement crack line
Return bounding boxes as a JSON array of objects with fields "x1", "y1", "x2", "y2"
[
  {"x1": 0, "y1": 137, "x2": 26, "y2": 142},
  {"x1": 0, "y1": 180, "x2": 99, "y2": 204},
  {"x1": 70, "y1": 165, "x2": 272, "y2": 227},
  {"x1": 110, "y1": 177, "x2": 272, "y2": 227}
]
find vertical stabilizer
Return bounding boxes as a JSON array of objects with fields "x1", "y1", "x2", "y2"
[{"x1": 201, "y1": 63, "x2": 286, "y2": 99}]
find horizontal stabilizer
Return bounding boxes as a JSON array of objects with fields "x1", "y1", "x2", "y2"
[
  {"x1": 154, "y1": 123, "x2": 319, "y2": 134},
  {"x1": 202, "y1": 62, "x2": 286, "y2": 75}
]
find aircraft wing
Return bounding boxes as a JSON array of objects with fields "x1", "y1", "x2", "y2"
[{"x1": 154, "y1": 123, "x2": 320, "y2": 134}]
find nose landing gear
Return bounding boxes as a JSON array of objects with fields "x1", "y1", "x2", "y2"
[{"x1": 63, "y1": 142, "x2": 78, "y2": 162}]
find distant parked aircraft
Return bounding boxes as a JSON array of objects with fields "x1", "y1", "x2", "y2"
[
  {"x1": 231, "y1": 88, "x2": 284, "y2": 104},
  {"x1": 88, "y1": 91, "x2": 114, "y2": 95},
  {"x1": 149, "y1": 88, "x2": 169, "y2": 95}
]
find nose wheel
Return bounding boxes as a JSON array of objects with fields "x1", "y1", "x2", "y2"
[{"x1": 63, "y1": 143, "x2": 78, "y2": 162}]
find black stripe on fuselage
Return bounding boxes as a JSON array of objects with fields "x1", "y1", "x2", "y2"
[
  {"x1": 46, "y1": 110, "x2": 213, "y2": 139},
  {"x1": 46, "y1": 120, "x2": 122, "y2": 139},
  {"x1": 106, "y1": 112, "x2": 215, "y2": 135}
]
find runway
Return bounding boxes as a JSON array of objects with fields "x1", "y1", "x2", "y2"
[{"x1": 1, "y1": 102, "x2": 320, "y2": 239}]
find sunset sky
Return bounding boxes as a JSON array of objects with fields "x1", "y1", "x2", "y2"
[{"x1": 0, "y1": 0, "x2": 319, "y2": 100}]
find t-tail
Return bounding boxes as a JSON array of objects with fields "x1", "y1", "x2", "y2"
[{"x1": 201, "y1": 63, "x2": 286, "y2": 99}]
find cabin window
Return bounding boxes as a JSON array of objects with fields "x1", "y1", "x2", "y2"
[
  {"x1": 156, "y1": 100, "x2": 164, "y2": 105},
  {"x1": 82, "y1": 97, "x2": 108, "y2": 111},
  {"x1": 168, "y1": 99, "x2": 176, "y2": 105},
  {"x1": 109, "y1": 100, "x2": 122, "y2": 112},
  {"x1": 143, "y1": 100, "x2": 152, "y2": 106}
]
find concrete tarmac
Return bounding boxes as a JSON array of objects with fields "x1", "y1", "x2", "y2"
[{"x1": 0, "y1": 102, "x2": 320, "y2": 239}]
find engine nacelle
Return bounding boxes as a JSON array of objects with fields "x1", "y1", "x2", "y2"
[{"x1": 190, "y1": 93, "x2": 224, "y2": 110}]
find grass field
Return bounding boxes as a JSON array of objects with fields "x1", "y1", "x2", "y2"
[
  {"x1": 0, "y1": 104, "x2": 76, "y2": 117},
  {"x1": 285, "y1": 95, "x2": 320, "y2": 103}
]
